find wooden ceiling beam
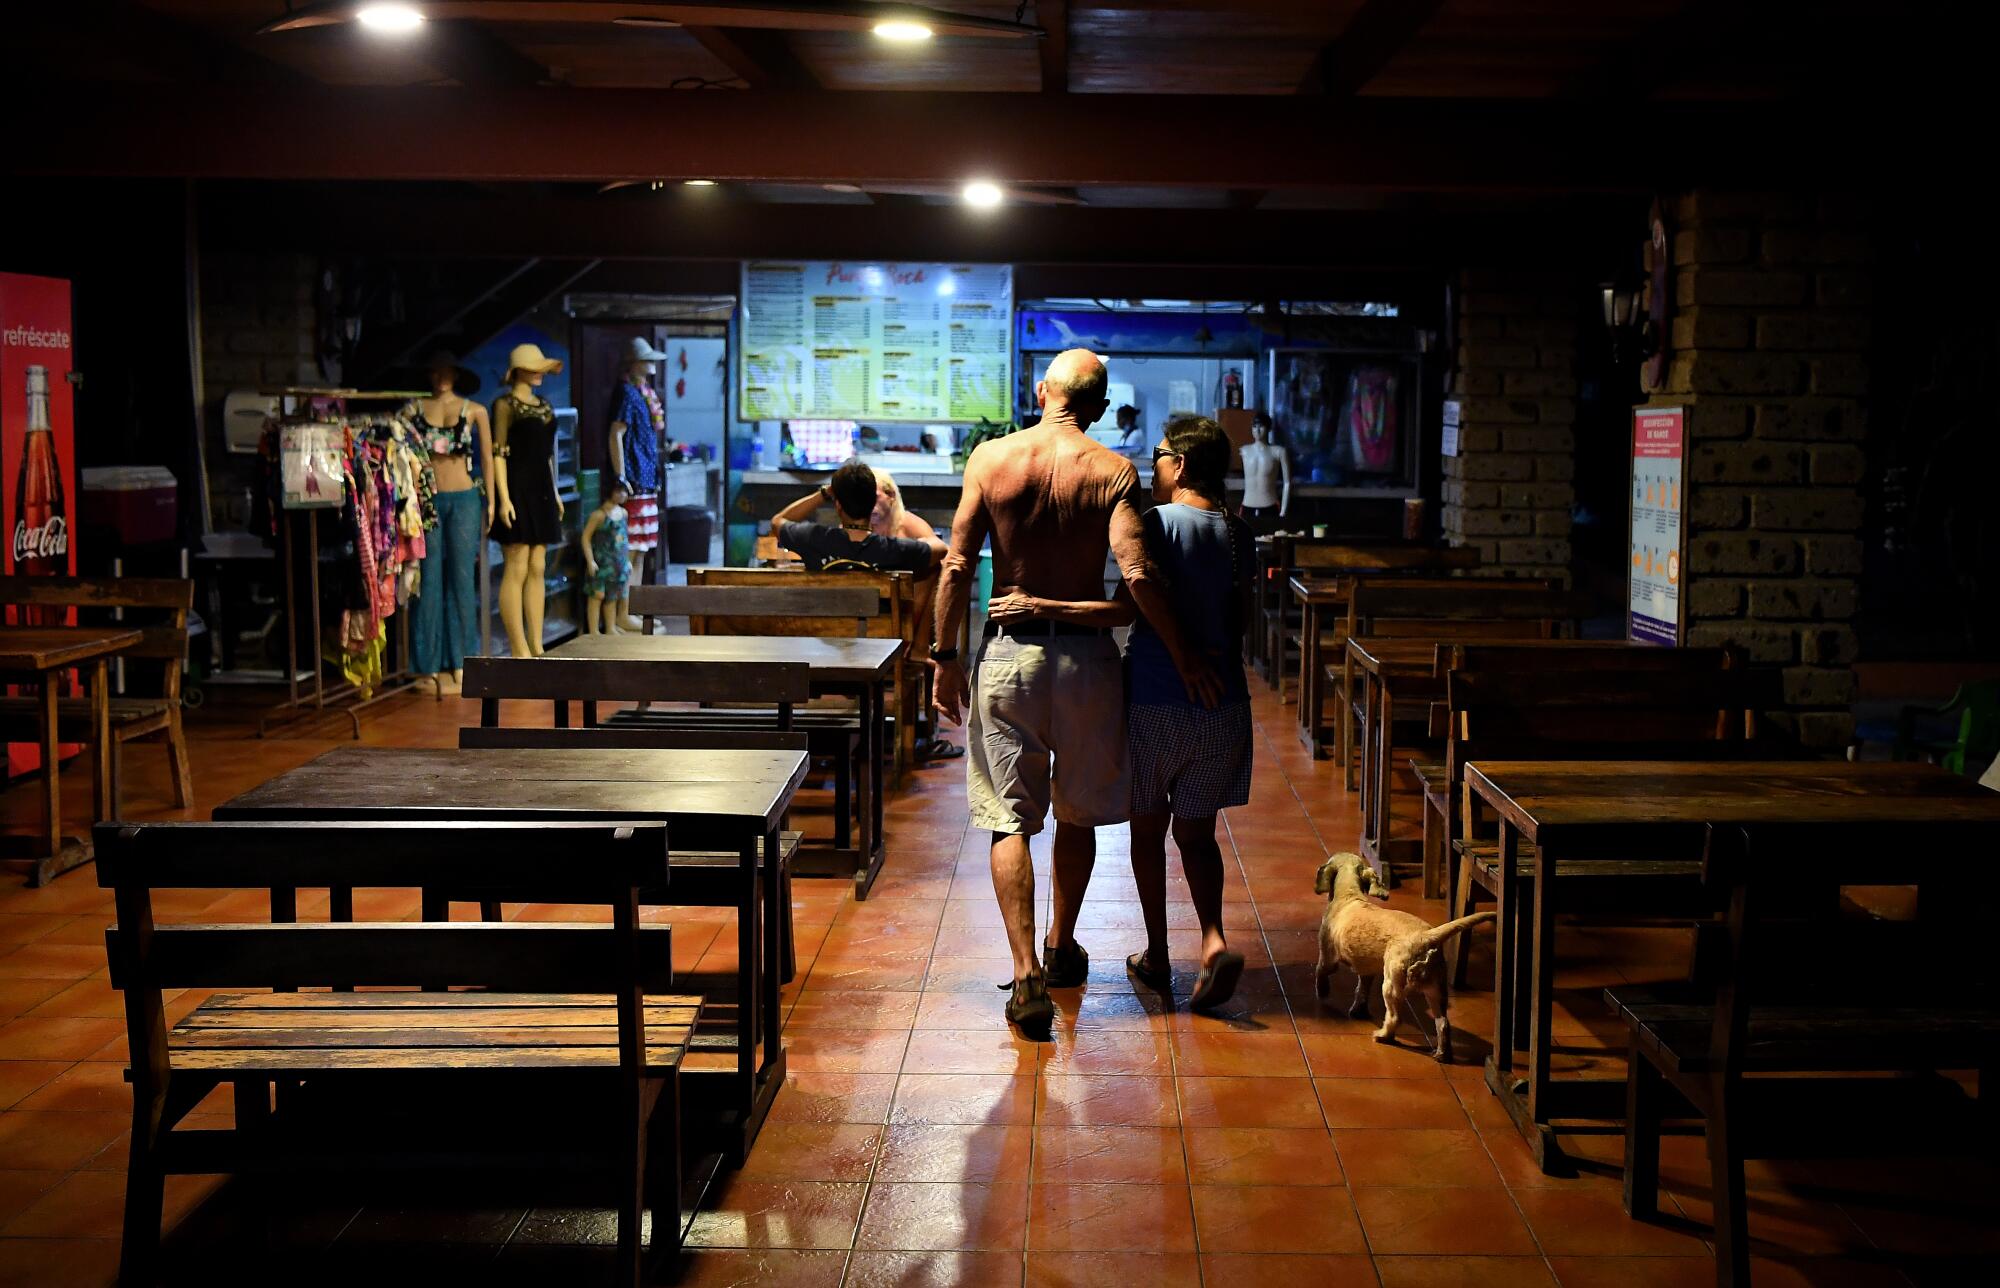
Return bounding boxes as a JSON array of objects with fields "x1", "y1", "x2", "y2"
[
  {"x1": 420, "y1": 22, "x2": 554, "y2": 88},
  {"x1": 1039, "y1": 1, "x2": 1069, "y2": 94},
  {"x1": 684, "y1": 26, "x2": 818, "y2": 89},
  {"x1": 24, "y1": 87, "x2": 1909, "y2": 192},
  {"x1": 198, "y1": 183, "x2": 1630, "y2": 273},
  {"x1": 1299, "y1": 0, "x2": 1447, "y2": 96}
]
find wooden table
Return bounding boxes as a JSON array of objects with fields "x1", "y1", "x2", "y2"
[
  {"x1": 1289, "y1": 576, "x2": 1348, "y2": 758},
  {"x1": 550, "y1": 633, "x2": 904, "y2": 898},
  {"x1": 216, "y1": 744, "x2": 809, "y2": 1160},
  {"x1": 1, "y1": 625, "x2": 143, "y2": 885},
  {"x1": 1463, "y1": 759, "x2": 2000, "y2": 1172}
]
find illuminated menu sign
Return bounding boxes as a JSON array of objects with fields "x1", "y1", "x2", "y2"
[{"x1": 739, "y1": 261, "x2": 1012, "y2": 424}]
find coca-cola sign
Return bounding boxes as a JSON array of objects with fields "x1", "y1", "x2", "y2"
[{"x1": 14, "y1": 515, "x2": 66, "y2": 562}]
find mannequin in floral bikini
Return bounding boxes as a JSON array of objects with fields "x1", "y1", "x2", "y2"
[{"x1": 404, "y1": 350, "x2": 493, "y2": 693}]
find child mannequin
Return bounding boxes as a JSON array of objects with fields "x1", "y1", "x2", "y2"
[{"x1": 581, "y1": 478, "x2": 632, "y2": 635}]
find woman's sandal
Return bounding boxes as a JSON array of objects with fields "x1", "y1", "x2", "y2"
[
  {"x1": 1125, "y1": 951, "x2": 1172, "y2": 994},
  {"x1": 1189, "y1": 951, "x2": 1245, "y2": 1013}
]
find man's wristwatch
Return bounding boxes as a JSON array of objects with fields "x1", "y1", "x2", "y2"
[
  {"x1": 818, "y1": 485, "x2": 832, "y2": 500},
  {"x1": 928, "y1": 644, "x2": 960, "y2": 663}
]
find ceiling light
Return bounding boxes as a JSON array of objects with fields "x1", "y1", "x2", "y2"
[
  {"x1": 355, "y1": 3, "x2": 424, "y2": 33},
  {"x1": 872, "y1": 20, "x2": 933, "y2": 43},
  {"x1": 962, "y1": 181, "x2": 1003, "y2": 209},
  {"x1": 683, "y1": 179, "x2": 717, "y2": 187}
]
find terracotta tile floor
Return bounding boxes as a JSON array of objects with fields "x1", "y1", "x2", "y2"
[{"x1": 2, "y1": 684, "x2": 1997, "y2": 1285}]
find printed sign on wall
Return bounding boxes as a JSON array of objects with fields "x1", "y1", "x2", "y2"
[{"x1": 1629, "y1": 405, "x2": 1685, "y2": 646}]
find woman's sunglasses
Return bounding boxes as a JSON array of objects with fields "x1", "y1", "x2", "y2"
[{"x1": 1152, "y1": 444, "x2": 1181, "y2": 462}]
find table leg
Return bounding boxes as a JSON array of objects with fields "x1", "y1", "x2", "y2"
[
  {"x1": 1359, "y1": 669, "x2": 1377, "y2": 838},
  {"x1": 737, "y1": 832, "x2": 760, "y2": 1126},
  {"x1": 90, "y1": 659, "x2": 112, "y2": 821},
  {"x1": 1526, "y1": 835, "x2": 1558, "y2": 1126},
  {"x1": 38, "y1": 676, "x2": 61, "y2": 861},
  {"x1": 762, "y1": 827, "x2": 783, "y2": 1065},
  {"x1": 1298, "y1": 603, "x2": 1321, "y2": 755},
  {"x1": 854, "y1": 679, "x2": 885, "y2": 899},
  {"x1": 1491, "y1": 822, "x2": 1517, "y2": 1075}
]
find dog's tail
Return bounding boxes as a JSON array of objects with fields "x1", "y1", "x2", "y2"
[{"x1": 1416, "y1": 911, "x2": 1496, "y2": 953}]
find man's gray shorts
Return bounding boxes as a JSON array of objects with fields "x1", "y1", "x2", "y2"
[{"x1": 966, "y1": 634, "x2": 1129, "y2": 836}]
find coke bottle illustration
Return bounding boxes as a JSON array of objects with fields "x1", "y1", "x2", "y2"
[{"x1": 14, "y1": 365, "x2": 68, "y2": 624}]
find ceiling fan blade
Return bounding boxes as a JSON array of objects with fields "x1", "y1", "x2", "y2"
[{"x1": 261, "y1": 2, "x2": 1041, "y2": 40}]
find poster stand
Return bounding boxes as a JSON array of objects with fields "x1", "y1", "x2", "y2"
[{"x1": 1628, "y1": 405, "x2": 1688, "y2": 646}]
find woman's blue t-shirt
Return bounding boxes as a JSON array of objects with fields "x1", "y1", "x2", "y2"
[{"x1": 1127, "y1": 503, "x2": 1251, "y2": 707}]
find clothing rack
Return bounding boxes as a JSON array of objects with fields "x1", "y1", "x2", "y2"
[{"x1": 255, "y1": 387, "x2": 440, "y2": 738}]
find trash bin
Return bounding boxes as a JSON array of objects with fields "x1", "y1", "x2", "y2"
[{"x1": 664, "y1": 505, "x2": 713, "y2": 563}]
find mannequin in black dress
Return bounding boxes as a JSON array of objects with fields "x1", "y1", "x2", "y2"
[{"x1": 491, "y1": 343, "x2": 565, "y2": 657}]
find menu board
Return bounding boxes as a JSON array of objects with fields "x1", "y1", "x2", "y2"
[
  {"x1": 1629, "y1": 406, "x2": 1685, "y2": 646},
  {"x1": 739, "y1": 261, "x2": 1012, "y2": 424}
]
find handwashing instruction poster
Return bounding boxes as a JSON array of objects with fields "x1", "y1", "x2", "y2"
[
  {"x1": 1629, "y1": 405, "x2": 1685, "y2": 646},
  {"x1": 739, "y1": 261, "x2": 1012, "y2": 424}
]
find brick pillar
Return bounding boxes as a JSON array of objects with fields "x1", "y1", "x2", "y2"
[
  {"x1": 1442, "y1": 270, "x2": 1579, "y2": 582},
  {"x1": 1647, "y1": 191, "x2": 1870, "y2": 750}
]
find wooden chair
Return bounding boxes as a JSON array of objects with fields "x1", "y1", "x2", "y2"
[
  {"x1": 1444, "y1": 666, "x2": 1781, "y2": 1002},
  {"x1": 1610, "y1": 821, "x2": 2000, "y2": 1286},
  {"x1": 1329, "y1": 577, "x2": 1576, "y2": 783},
  {"x1": 1408, "y1": 645, "x2": 1738, "y2": 897},
  {"x1": 0, "y1": 575, "x2": 193, "y2": 813},
  {"x1": 683, "y1": 567, "x2": 932, "y2": 780},
  {"x1": 97, "y1": 818, "x2": 693, "y2": 1287}
]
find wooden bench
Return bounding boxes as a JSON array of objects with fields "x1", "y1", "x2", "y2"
[
  {"x1": 1265, "y1": 542, "x2": 1479, "y2": 696},
  {"x1": 685, "y1": 566, "x2": 929, "y2": 780},
  {"x1": 1610, "y1": 821, "x2": 2000, "y2": 1286},
  {"x1": 97, "y1": 819, "x2": 693, "y2": 1286},
  {"x1": 1411, "y1": 645, "x2": 1739, "y2": 897},
  {"x1": 1445, "y1": 666, "x2": 1779, "y2": 1001},
  {"x1": 1326, "y1": 577, "x2": 1574, "y2": 779},
  {"x1": 0, "y1": 575, "x2": 193, "y2": 814}
]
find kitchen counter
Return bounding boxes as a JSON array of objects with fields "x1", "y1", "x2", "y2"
[{"x1": 740, "y1": 467, "x2": 1413, "y2": 501}]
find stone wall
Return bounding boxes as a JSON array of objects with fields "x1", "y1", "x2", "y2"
[
  {"x1": 1441, "y1": 270, "x2": 1579, "y2": 582},
  {"x1": 1647, "y1": 191, "x2": 1871, "y2": 750},
  {"x1": 196, "y1": 252, "x2": 320, "y2": 526}
]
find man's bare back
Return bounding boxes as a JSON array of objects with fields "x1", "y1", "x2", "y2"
[{"x1": 946, "y1": 423, "x2": 1149, "y2": 604}]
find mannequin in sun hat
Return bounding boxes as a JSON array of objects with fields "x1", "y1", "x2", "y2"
[
  {"x1": 402, "y1": 350, "x2": 492, "y2": 691},
  {"x1": 607, "y1": 335, "x2": 668, "y2": 629},
  {"x1": 490, "y1": 342, "x2": 565, "y2": 657}
]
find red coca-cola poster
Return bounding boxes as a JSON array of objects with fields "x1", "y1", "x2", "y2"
[{"x1": 1, "y1": 272, "x2": 79, "y2": 776}]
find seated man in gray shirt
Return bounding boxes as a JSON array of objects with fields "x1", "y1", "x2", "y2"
[{"x1": 771, "y1": 457, "x2": 946, "y2": 573}]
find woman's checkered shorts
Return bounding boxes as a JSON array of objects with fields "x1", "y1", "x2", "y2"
[{"x1": 1128, "y1": 701, "x2": 1254, "y2": 819}]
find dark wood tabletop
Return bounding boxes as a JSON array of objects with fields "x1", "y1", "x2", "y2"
[
  {"x1": 550, "y1": 633, "x2": 903, "y2": 684},
  {"x1": 1465, "y1": 760, "x2": 2000, "y2": 841},
  {"x1": 1345, "y1": 637, "x2": 1446, "y2": 675},
  {"x1": 0, "y1": 625, "x2": 145, "y2": 672},
  {"x1": 216, "y1": 746, "x2": 810, "y2": 849},
  {"x1": 1287, "y1": 576, "x2": 1347, "y2": 604}
]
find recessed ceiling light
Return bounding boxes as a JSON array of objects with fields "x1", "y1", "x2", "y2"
[
  {"x1": 962, "y1": 181, "x2": 1003, "y2": 209},
  {"x1": 355, "y1": 3, "x2": 424, "y2": 34},
  {"x1": 872, "y1": 20, "x2": 933, "y2": 43},
  {"x1": 683, "y1": 179, "x2": 717, "y2": 187}
]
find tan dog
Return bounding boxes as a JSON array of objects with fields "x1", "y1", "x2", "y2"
[{"x1": 1313, "y1": 852, "x2": 1495, "y2": 1062}]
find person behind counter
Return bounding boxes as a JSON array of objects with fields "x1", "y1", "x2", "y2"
[
  {"x1": 1113, "y1": 404, "x2": 1145, "y2": 456},
  {"x1": 770, "y1": 457, "x2": 946, "y2": 575}
]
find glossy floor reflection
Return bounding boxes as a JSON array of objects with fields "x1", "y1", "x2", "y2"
[{"x1": 0, "y1": 685, "x2": 1991, "y2": 1285}]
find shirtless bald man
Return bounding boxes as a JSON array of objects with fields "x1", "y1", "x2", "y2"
[{"x1": 933, "y1": 349, "x2": 1220, "y2": 1034}]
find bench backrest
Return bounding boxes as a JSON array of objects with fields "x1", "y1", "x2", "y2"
[
  {"x1": 460, "y1": 725, "x2": 811, "y2": 753},
  {"x1": 686, "y1": 566, "x2": 912, "y2": 648},
  {"x1": 1292, "y1": 543, "x2": 1480, "y2": 574},
  {"x1": 1349, "y1": 578, "x2": 1583, "y2": 641},
  {"x1": 0, "y1": 574, "x2": 192, "y2": 693},
  {"x1": 98, "y1": 820, "x2": 674, "y2": 1084},
  {"x1": 462, "y1": 655, "x2": 812, "y2": 730},
  {"x1": 1446, "y1": 667, "x2": 1777, "y2": 778},
  {"x1": 629, "y1": 584, "x2": 880, "y2": 636}
]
